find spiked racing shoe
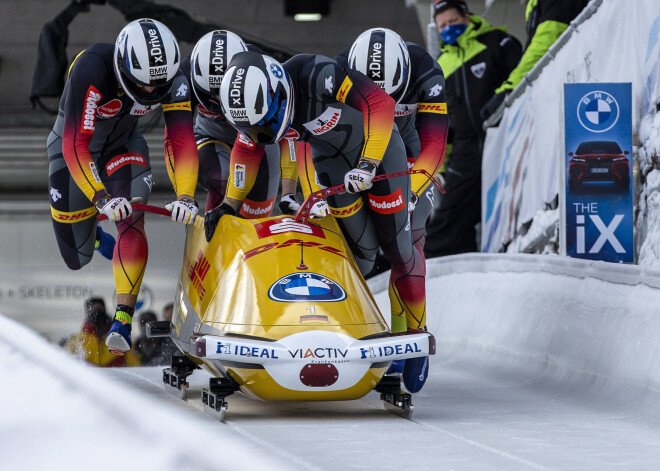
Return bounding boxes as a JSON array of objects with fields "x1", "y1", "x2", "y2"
[
  {"x1": 386, "y1": 359, "x2": 404, "y2": 375},
  {"x1": 95, "y1": 226, "x2": 115, "y2": 260},
  {"x1": 106, "y1": 311, "x2": 132, "y2": 355},
  {"x1": 403, "y1": 355, "x2": 429, "y2": 393}
]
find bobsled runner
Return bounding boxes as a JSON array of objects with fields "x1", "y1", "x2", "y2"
[{"x1": 141, "y1": 170, "x2": 440, "y2": 420}]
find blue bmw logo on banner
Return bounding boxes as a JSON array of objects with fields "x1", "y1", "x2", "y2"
[
  {"x1": 577, "y1": 90, "x2": 620, "y2": 133},
  {"x1": 268, "y1": 273, "x2": 346, "y2": 302}
]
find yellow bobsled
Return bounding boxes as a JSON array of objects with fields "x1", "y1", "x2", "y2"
[{"x1": 150, "y1": 172, "x2": 439, "y2": 419}]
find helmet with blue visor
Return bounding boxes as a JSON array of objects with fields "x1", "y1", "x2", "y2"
[{"x1": 220, "y1": 51, "x2": 294, "y2": 145}]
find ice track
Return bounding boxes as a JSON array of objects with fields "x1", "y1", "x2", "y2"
[{"x1": 4, "y1": 253, "x2": 660, "y2": 470}]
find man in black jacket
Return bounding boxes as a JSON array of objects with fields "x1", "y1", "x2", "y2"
[{"x1": 425, "y1": 0, "x2": 522, "y2": 257}]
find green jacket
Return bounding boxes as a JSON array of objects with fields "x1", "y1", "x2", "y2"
[{"x1": 497, "y1": 0, "x2": 590, "y2": 92}]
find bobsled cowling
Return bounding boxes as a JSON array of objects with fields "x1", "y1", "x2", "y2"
[{"x1": 172, "y1": 213, "x2": 435, "y2": 401}]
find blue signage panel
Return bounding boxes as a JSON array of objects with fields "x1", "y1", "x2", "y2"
[{"x1": 564, "y1": 83, "x2": 633, "y2": 262}]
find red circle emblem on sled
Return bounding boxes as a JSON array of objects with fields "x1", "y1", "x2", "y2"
[{"x1": 300, "y1": 363, "x2": 339, "y2": 387}]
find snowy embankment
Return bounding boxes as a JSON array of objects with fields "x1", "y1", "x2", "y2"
[
  {"x1": 371, "y1": 254, "x2": 660, "y2": 413},
  {"x1": 4, "y1": 253, "x2": 660, "y2": 470},
  {"x1": 0, "y1": 315, "x2": 290, "y2": 471}
]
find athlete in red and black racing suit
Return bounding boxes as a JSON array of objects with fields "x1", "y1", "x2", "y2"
[
  {"x1": 47, "y1": 31, "x2": 198, "y2": 353},
  {"x1": 167, "y1": 31, "x2": 289, "y2": 215},
  {"x1": 336, "y1": 38, "x2": 449, "y2": 262},
  {"x1": 206, "y1": 51, "x2": 430, "y2": 391}
]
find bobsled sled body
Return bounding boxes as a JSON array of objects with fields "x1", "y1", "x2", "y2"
[{"x1": 170, "y1": 215, "x2": 433, "y2": 401}]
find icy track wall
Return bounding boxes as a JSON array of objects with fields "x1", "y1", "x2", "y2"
[
  {"x1": 371, "y1": 254, "x2": 660, "y2": 413},
  {"x1": 0, "y1": 314, "x2": 291, "y2": 471},
  {"x1": 481, "y1": 0, "x2": 660, "y2": 254}
]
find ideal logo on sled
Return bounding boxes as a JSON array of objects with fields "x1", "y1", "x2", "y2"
[
  {"x1": 368, "y1": 188, "x2": 405, "y2": 214},
  {"x1": 303, "y1": 107, "x2": 342, "y2": 135},
  {"x1": 216, "y1": 341, "x2": 279, "y2": 359},
  {"x1": 268, "y1": 273, "x2": 346, "y2": 302},
  {"x1": 97, "y1": 99, "x2": 122, "y2": 118},
  {"x1": 359, "y1": 342, "x2": 422, "y2": 359},
  {"x1": 105, "y1": 153, "x2": 147, "y2": 175},
  {"x1": 80, "y1": 85, "x2": 102, "y2": 134},
  {"x1": 254, "y1": 217, "x2": 325, "y2": 239}
]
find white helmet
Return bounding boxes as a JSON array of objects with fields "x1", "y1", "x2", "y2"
[
  {"x1": 113, "y1": 18, "x2": 181, "y2": 106},
  {"x1": 220, "y1": 51, "x2": 294, "y2": 145},
  {"x1": 348, "y1": 28, "x2": 411, "y2": 103},
  {"x1": 191, "y1": 30, "x2": 247, "y2": 114}
]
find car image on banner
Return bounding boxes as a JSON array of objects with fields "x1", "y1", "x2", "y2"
[
  {"x1": 563, "y1": 83, "x2": 633, "y2": 263},
  {"x1": 568, "y1": 140, "x2": 630, "y2": 191}
]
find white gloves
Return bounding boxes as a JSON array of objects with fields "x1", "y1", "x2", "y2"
[
  {"x1": 279, "y1": 193, "x2": 301, "y2": 215},
  {"x1": 344, "y1": 159, "x2": 377, "y2": 194},
  {"x1": 280, "y1": 193, "x2": 329, "y2": 219},
  {"x1": 310, "y1": 200, "x2": 330, "y2": 218},
  {"x1": 165, "y1": 199, "x2": 199, "y2": 224},
  {"x1": 96, "y1": 196, "x2": 133, "y2": 221}
]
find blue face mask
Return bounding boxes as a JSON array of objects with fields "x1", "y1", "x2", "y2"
[{"x1": 440, "y1": 23, "x2": 468, "y2": 45}]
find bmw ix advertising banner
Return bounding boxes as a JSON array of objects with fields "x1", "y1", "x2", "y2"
[{"x1": 563, "y1": 83, "x2": 633, "y2": 262}]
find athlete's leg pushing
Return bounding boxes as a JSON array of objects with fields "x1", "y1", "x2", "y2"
[
  {"x1": 101, "y1": 134, "x2": 152, "y2": 354},
  {"x1": 49, "y1": 148, "x2": 97, "y2": 270},
  {"x1": 410, "y1": 185, "x2": 436, "y2": 263},
  {"x1": 369, "y1": 131, "x2": 426, "y2": 333},
  {"x1": 102, "y1": 139, "x2": 152, "y2": 306}
]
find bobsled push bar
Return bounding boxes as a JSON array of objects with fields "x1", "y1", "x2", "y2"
[
  {"x1": 294, "y1": 168, "x2": 445, "y2": 224},
  {"x1": 97, "y1": 203, "x2": 204, "y2": 227}
]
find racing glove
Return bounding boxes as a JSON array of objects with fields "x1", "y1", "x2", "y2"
[
  {"x1": 204, "y1": 202, "x2": 236, "y2": 242},
  {"x1": 344, "y1": 159, "x2": 377, "y2": 194},
  {"x1": 278, "y1": 193, "x2": 301, "y2": 215},
  {"x1": 310, "y1": 200, "x2": 330, "y2": 218},
  {"x1": 165, "y1": 198, "x2": 199, "y2": 224},
  {"x1": 96, "y1": 196, "x2": 133, "y2": 221}
]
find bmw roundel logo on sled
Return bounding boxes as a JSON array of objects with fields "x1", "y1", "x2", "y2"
[
  {"x1": 268, "y1": 273, "x2": 346, "y2": 302},
  {"x1": 577, "y1": 90, "x2": 620, "y2": 133}
]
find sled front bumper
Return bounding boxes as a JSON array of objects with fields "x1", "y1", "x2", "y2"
[{"x1": 190, "y1": 329, "x2": 435, "y2": 391}]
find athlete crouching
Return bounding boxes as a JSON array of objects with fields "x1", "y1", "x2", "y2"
[
  {"x1": 204, "y1": 49, "x2": 430, "y2": 392},
  {"x1": 48, "y1": 19, "x2": 199, "y2": 355}
]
